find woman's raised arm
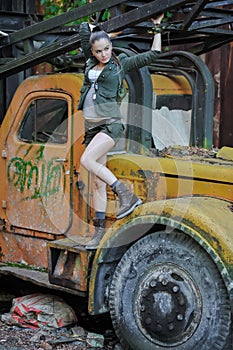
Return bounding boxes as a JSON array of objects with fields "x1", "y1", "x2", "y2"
[{"x1": 151, "y1": 14, "x2": 164, "y2": 52}]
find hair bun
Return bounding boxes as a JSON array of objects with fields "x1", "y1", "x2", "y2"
[{"x1": 92, "y1": 25, "x2": 102, "y2": 32}]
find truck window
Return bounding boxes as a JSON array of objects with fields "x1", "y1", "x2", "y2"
[
  {"x1": 151, "y1": 74, "x2": 192, "y2": 150},
  {"x1": 18, "y1": 98, "x2": 68, "y2": 144}
]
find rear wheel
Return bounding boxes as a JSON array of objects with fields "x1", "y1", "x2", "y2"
[{"x1": 109, "y1": 231, "x2": 232, "y2": 350}]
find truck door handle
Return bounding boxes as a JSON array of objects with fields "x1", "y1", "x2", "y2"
[{"x1": 55, "y1": 158, "x2": 68, "y2": 163}]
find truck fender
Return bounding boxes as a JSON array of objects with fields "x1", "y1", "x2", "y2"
[{"x1": 88, "y1": 196, "x2": 233, "y2": 315}]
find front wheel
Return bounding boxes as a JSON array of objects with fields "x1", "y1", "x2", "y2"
[{"x1": 109, "y1": 231, "x2": 232, "y2": 350}]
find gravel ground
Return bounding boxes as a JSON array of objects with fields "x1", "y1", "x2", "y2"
[
  {"x1": 0, "y1": 320, "x2": 121, "y2": 350},
  {"x1": 0, "y1": 317, "x2": 121, "y2": 350}
]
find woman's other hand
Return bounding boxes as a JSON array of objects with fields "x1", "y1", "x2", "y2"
[
  {"x1": 151, "y1": 13, "x2": 164, "y2": 26},
  {"x1": 150, "y1": 14, "x2": 164, "y2": 51}
]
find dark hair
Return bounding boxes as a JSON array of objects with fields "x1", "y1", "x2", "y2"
[
  {"x1": 90, "y1": 26, "x2": 122, "y2": 70},
  {"x1": 90, "y1": 27, "x2": 111, "y2": 46}
]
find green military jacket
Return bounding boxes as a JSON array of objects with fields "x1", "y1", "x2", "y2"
[{"x1": 77, "y1": 22, "x2": 161, "y2": 119}]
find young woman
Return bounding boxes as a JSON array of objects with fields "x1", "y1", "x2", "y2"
[{"x1": 78, "y1": 16, "x2": 163, "y2": 249}]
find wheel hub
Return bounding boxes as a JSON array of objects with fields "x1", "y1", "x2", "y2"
[{"x1": 136, "y1": 263, "x2": 202, "y2": 347}]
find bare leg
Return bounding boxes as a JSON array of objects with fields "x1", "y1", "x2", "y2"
[
  {"x1": 81, "y1": 132, "x2": 116, "y2": 250},
  {"x1": 92, "y1": 153, "x2": 107, "y2": 213},
  {"x1": 80, "y1": 132, "x2": 117, "y2": 185},
  {"x1": 81, "y1": 130, "x2": 142, "y2": 233}
]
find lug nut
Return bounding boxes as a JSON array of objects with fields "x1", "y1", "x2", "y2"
[
  {"x1": 172, "y1": 285, "x2": 179, "y2": 293},
  {"x1": 150, "y1": 280, "x2": 156, "y2": 287},
  {"x1": 177, "y1": 314, "x2": 184, "y2": 321},
  {"x1": 159, "y1": 274, "x2": 164, "y2": 280}
]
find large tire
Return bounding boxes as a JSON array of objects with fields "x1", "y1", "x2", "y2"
[{"x1": 109, "y1": 231, "x2": 232, "y2": 350}]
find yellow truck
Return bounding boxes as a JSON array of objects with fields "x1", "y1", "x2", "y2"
[
  {"x1": 0, "y1": 49, "x2": 232, "y2": 350},
  {"x1": 0, "y1": 1, "x2": 233, "y2": 349}
]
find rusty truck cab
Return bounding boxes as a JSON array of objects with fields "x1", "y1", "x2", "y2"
[{"x1": 0, "y1": 49, "x2": 232, "y2": 350}]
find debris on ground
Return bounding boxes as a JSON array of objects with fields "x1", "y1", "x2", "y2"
[
  {"x1": 1, "y1": 293, "x2": 77, "y2": 330},
  {"x1": 0, "y1": 292, "x2": 123, "y2": 349},
  {"x1": 157, "y1": 145, "x2": 217, "y2": 159},
  {"x1": 0, "y1": 321, "x2": 122, "y2": 349},
  {"x1": 86, "y1": 332, "x2": 105, "y2": 348}
]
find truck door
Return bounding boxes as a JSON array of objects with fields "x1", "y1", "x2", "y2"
[{"x1": 6, "y1": 91, "x2": 72, "y2": 235}]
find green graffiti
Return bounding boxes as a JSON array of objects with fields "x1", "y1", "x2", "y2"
[{"x1": 8, "y1": 147, "x2": 66, "y2": 200}]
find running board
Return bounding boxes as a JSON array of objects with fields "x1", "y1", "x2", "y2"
[
  {"x1": 47, "y1": 237, "x2": 90, "y2": 293},
  {"x1": 0, "y1": 265, "x2": 85, "y2": 296}
]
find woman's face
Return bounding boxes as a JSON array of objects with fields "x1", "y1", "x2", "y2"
[{"x1": 91, "y1": 38, "x2": 112, "y2": 65}]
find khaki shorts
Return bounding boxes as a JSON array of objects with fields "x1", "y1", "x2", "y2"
[{"x1": 83, "y1": 121, "x2": 125, "y2": 146}]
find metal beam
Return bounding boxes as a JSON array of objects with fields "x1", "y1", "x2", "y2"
[
  {"x1": 188, "y1": 18, "x2": 233, "y2": 31},
  {"x1": 189, "y1": 35, "x2": 233, "y2": 54},
  {"x1": 192, "y1": 27, "x2": 233, "y2": 36},
  {"x1": 181, "y1": 0, "x2": 210, "y2": 31},
  {"x1": 0, "y1": 34, "x2": 81, "y2": 79},
  {"x1": 101, "y1": 0, "x2": 189, "y2": 33},
  {"x1": 1, "y1": 0, "x2": 233, "y2": 78},
  {"x1": 0, "y1": 0, "x2": 127, "y2": 47},
  {"x1": 0, "y1": 0, "x2": 189, "y2": 79},
  {"x1": 206, "y1": 0, "x2": 233, "y2": 7}
]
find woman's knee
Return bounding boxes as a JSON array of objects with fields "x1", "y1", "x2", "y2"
[{"x1": 80, "y1": 152, "x2": 90, "y2": 170}]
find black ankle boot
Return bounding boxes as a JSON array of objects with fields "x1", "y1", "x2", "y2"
[
  {"x1": 112, "y1": 182, "x2": 142, "y2": 219},
  {"x1": 86, "y1": 219, "x2": 106, "y2": 250}
]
